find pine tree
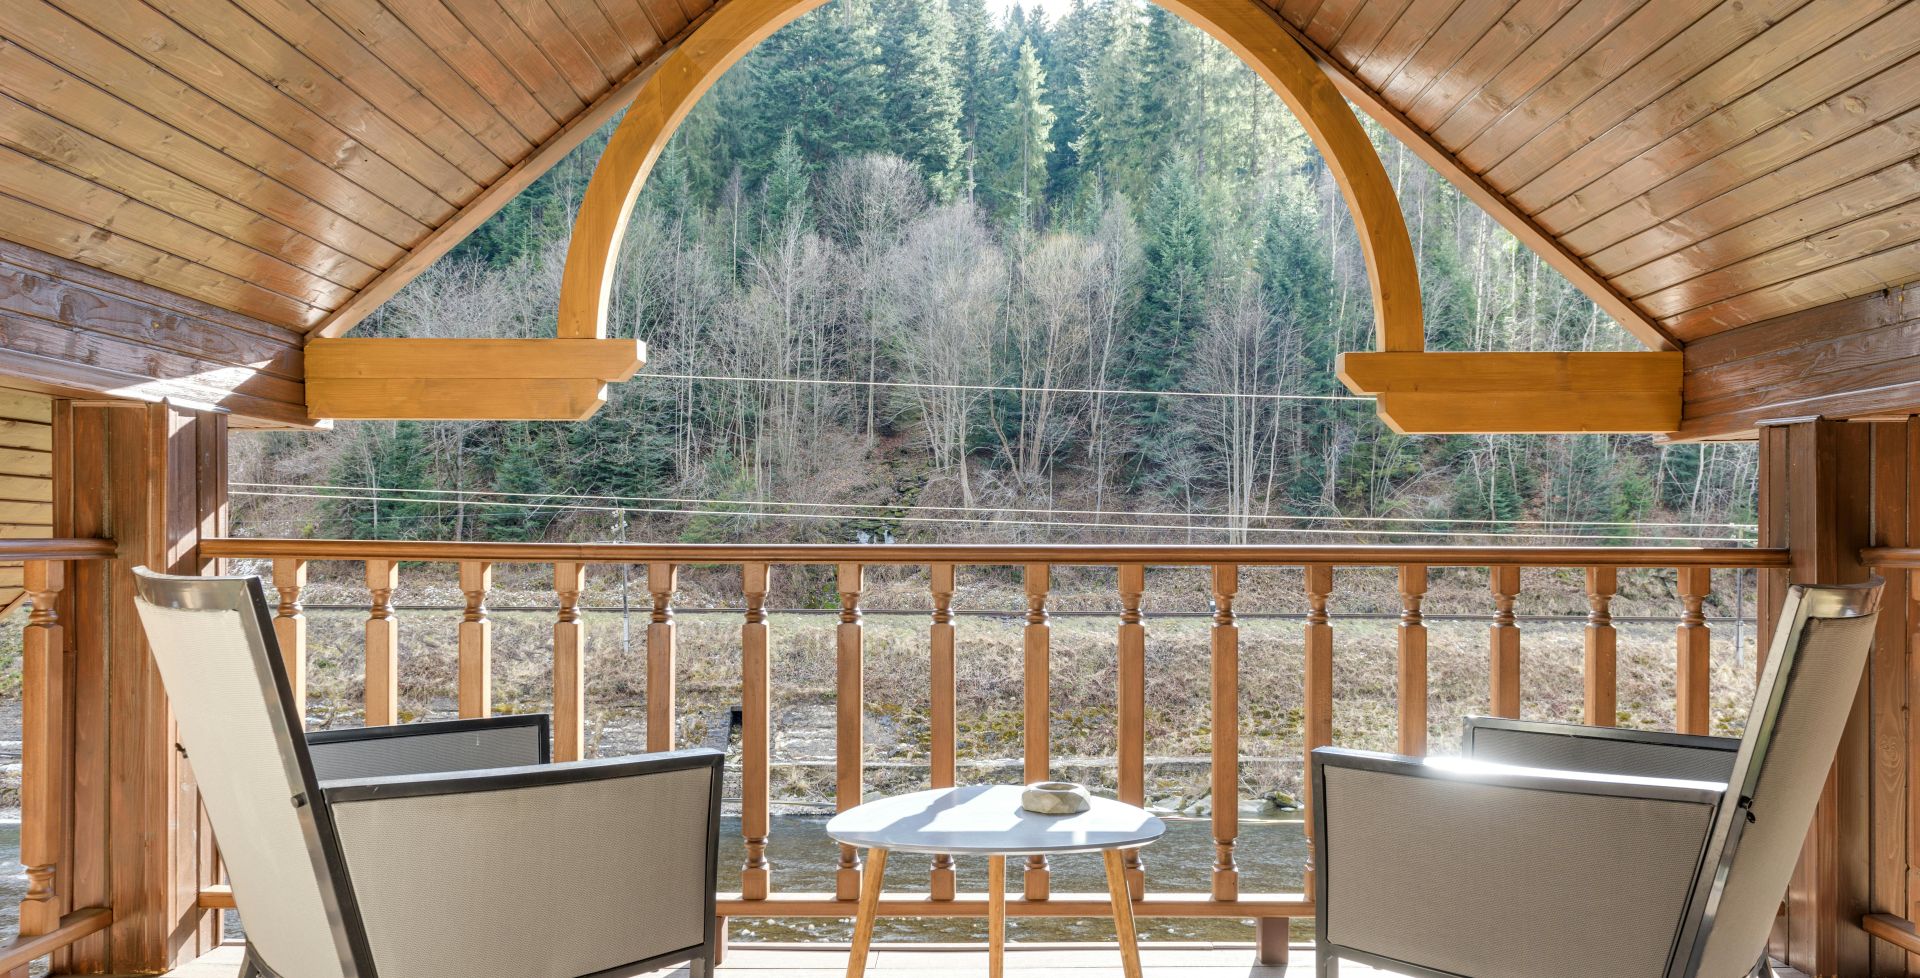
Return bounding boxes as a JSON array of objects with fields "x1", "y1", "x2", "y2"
[
  {"x1": 1123, "y1": 151, "x2": 1213, "y2": 478},
  {"x1": 762, "y1": 130, "x2": 813, "y2": 239},
  {"x1": 876, "y1": 0, "x2": 967, "y2": 199},
  {"x1": 948, "y1": 0, "x2": 1006, "y2": 202},
  {"x1": 1004, "y1": 38, "x2": 1055, "y2": 228},
  {"x1": 743, "y1": 1, "x2": 888, "y2": 174}
]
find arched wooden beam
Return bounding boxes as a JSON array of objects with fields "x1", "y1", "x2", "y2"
[
  {"x1": 558, "y1": 0, "x2": 1423, "y2": 352},
  {"x1": 557, "y1": 0, "x2": 835, "y2": 340}
]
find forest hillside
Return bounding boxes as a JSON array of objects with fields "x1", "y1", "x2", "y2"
[{"x1": 230, "y1": 0, "x2": 1759, "y2": 548}]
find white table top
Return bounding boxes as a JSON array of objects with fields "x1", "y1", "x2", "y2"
[{"x1": 825, "y1": 785, "x2": 1166, "y2": 855}]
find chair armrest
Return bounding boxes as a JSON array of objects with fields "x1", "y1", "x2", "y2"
[
  {"x1": 1312, "y1": 746, "x2": 1724, "y2": 978},
  {"x1": 1463, "y1": 715, "x2": 1739, "y2": 783},
  {"x1": 306, "y1": 714, "x2": 549, "y2": 782},
  {"x1": 322, "y1": 749, "x2": 722, "y2": 978}
]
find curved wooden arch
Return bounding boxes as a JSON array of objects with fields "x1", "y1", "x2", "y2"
[{"x1": 557, "y1": 0, "x2": 1423, "y2": 351}]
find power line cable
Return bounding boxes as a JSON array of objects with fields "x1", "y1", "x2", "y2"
[
  {"x1": 231, "y1": 482, "x2": 1759, "y2": 533},
  {"x1": 637, "y1": 371, "x2": 1373, "y2": 402}
]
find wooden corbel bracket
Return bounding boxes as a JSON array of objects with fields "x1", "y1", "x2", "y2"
[
  {"x1": 1336, "y1": 351, "x2": 1683, "y2": 435},
  {"x1": 304, "y1": 338, "x2": 646, "y2": 421}
]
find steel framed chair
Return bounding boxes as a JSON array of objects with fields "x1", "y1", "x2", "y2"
[
  {"x1": 132, "y1": 566, "x2": 723, "y2": 978},
  {"x1": 1311, "y1": 579, "x2": 1883, "y2": 978}
]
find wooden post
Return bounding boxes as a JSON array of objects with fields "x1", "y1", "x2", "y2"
[
  {"x1": 1584, "y1": 567, "x2": 1617, "y2": 726},
  {"x1": 929, "y1": 563, "x2": 957, "y2": 901},
  {"x1": 741, "y1": 563, "x2": 772, "y2": 901},
  {"x1": 646, "y1": 563, "x2": 677, "y2": 752},
  {"x1": 1022, "y1": 563, "x2": 1051, "y2": 901},
  {"x1": 14, "y1": 559, "x2": 64, "y2": 968},
  {"x1": 553, "y1": 562, "x2": 586, "y2": 762},
  {"x1": 1676, "y1": 567, "x2": 1712, "y2": 735},
  {"x1": 1209, "y1": 564, "x2": 1239, "y2": 902},
  {"x1": 457, "y1": 560, "x2": 492, "y2": 718},
  {"x1": 1396, "y1": 565, "x2": 1427, "y2": 756},
  {"x1": 270, "y1": 558, "x2": 307, "y2": 716},
  {"x1": 363, "y1": 559, "x2": 399, "y2": 727},
  {"x1": 1489, "y1": 566, "x2": 1521, "y2": 718},
  {"x1": 741, "y1": 564, "x2": 771, "y2": 899},
  {"x1": 1117, "y1": 564, "x2": 1146, "y2": 897},
  {"x1": 835, "y1": 564, "x2": 864, "y2": 903},
  {"x1": 1303, "y1": 564, "x2": 1333, "y2": 890}
]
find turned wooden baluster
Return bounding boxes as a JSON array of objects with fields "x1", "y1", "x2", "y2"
[
  {"x1": 272, "y1": 558, "x2": 308, "y2": 715},
  {"x1": 1585, "y1": 568, "x2": 1618, "y2": 726},
  {"x1": 742, "y1": 563, "x2": 772, "y2": 900},
  {"x1": 364, "y1": 559, "x2": 399, "y2": 726},
  {"x1": 1117, "y1": 564, "x2": 1147, "y2": 896},
  {"x1": 1676, "y1": 567, "x2": 1712, "y2": 735},
  {"x1": 1302, "y1": 564, "x2": 1333, "y2": 890},
  {"x1": 1023, "y1": 563, "x2": 1051, "y2": 900},
  {"x1": 458, "y1": 560, "x2": 493, "y2": 718},
  {"x1": 553, "y1": 562, "x2": 587, "y2": 762},
  {"x1": 1209, "y1": 564, "x2": 1239, "y2": 902},
  {"x1": 647, "y1": 563, "x2": 678, "y2": 752},
  {"x1": 929, "y1": 563, "x2": 957, "y2": 901},
  {"x1": 836, "y1": 563, "x2": 865, "y2": 902},
  {"x1": 1397, "y1": 565, "x2": 1427, "y2": 756},
  {"x1": 15, "y1": 560, "x2": 64, "y2": 963},
  {"x1": 1489, "y1": 567, "x2": 1521, "y2": 718}
]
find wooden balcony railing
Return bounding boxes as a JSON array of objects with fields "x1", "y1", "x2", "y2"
[
  {"x1": 198, "y1": 538, "x2": 1790, "y2": 961},
  {"x1": 0, "y1": 539, "x2": 116, "y2": 977}
]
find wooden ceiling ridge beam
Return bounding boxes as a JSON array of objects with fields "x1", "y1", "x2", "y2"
[
  {"x1": 1271, "y1": 14, "x2": 1682, "y2": 354},
  {"x1": 308, "y1": 2, "x2": 723, "y2": 342}
]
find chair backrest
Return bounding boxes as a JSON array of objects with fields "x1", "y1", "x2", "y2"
[
  {"x1": 1673, "y1": 579, "x2": 1883, "y2": 977},
  {"x1": 132, "y1": 568, "x2": 365, "y2": 978}
]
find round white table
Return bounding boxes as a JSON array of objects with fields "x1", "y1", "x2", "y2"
[{"x1": 825, "y1": 785, "x2": 1166, "y2": 978}]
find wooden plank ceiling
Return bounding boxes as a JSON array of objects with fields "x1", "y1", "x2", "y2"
[
  {"x1": 1276, "y1": 0, "x2": 1920, "y2": 348},
  {"x1": 0, "y1": 0, "x2": 708, "y2": 338},
  {"x1": 0, "y1": 0, "x2": 1914, "y2": 351}
]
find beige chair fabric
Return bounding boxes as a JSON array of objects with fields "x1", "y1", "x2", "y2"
[
  {"x1": 329, "y1": 763, "x2": 712, "y2": 978},
  {"x1": 1314, "y1": 580, "x2": 1881, "y2": 978},
  {"x1": 133, "y1": 599, "x2": 352, "y2": 978}
]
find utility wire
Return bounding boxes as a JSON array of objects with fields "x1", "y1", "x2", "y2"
[
  {"x1": 637, "y1": 371, "x2": 1374, "y2": 402},
  {"x1": 231, "y1": 483, "x2": 1760, "y2": 533},
  {"x1": 229, "y1": 489, "x2": 1759, "y2": 544}
]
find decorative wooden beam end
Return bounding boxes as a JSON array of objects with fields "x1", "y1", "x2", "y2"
[
  {"x1": 305, "y1": 338, "x2": 646, "y2": 421},
  {"x1": 1336, "y1": 351, "x2": 1682, "y2": 434}
]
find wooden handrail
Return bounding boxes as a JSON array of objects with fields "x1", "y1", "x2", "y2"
[
  {"x1": 1864, "y1": 913, "x2": 1920, "y2": 953},
  {"x1": 0, "y1": 538, "x2": 115, "y2": 561},
  {"x1": 203, "y1": 537, "x2": 1788, "y2": 568},
  {"x1": 1864, "y1": 547, "x2": 1920, "y2": 568},
  {"x1": 0, "y1": 906, "x2": 111, "y2": 971}
]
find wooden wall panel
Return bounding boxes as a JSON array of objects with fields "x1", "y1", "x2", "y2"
[
  {"x1": 1682, "y1": 283, "x2": 1920, "y2": 440},
  {"x1": 52, "y1": 401, "x2": 225, "y2": 973},
  {"x1": 0, "y1": 387, "x2": 52, "y2": 616},
  {"x1": 1760, "y1": 416, "x2": 1920, "y2": 976},
  {"x1": 0, "y1": 240, "x2": 310, "y2": 428}
]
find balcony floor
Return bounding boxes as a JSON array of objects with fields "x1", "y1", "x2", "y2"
[{"x1": 163, "y1": 943, "x2": 1813, "y2": 977}]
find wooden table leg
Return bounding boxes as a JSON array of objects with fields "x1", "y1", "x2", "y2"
[
  {"x1": 988, "y1": 855, "x2": 1007, "y2": 978},
  {"x1": 1102, "y1": 849, "x2": 1143, "y2": 978},
  {"x1": 847, "y1": 847, "x2": 888, "y2": 978}
]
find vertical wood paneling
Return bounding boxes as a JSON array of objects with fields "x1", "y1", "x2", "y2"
[
  {"x1": 12, "y1": 558, "x2": 64, "y2": 971},
  {"x1": 1869, "y1": 422, "x2": 1910, "y2": 975}
]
